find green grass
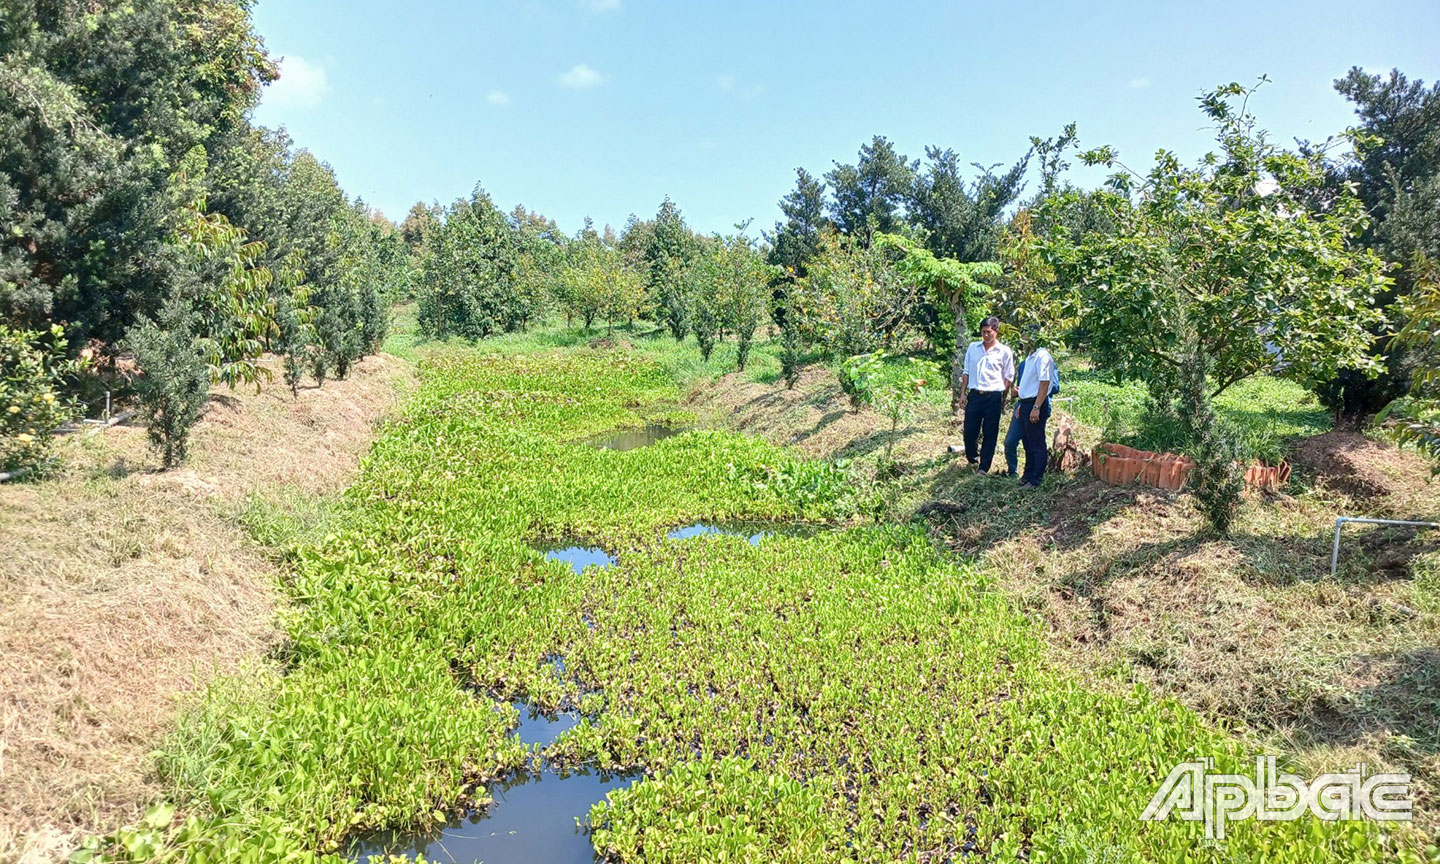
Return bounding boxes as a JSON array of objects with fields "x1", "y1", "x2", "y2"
[
  {"x1": 79, "y1": 335, "x2": 1409, "y2": 863},
  {"x1": 1058, "y1": 353, "x2": 1330, "y2": 462}
]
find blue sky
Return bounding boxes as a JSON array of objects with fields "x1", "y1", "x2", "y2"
[{"x1": 252, "y1": 0, "x2": 1440, "y2": 236}]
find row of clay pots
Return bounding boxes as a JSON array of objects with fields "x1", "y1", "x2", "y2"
[{"x1": 1091, "y1": 442, "x2": 1290, "y2": 492}]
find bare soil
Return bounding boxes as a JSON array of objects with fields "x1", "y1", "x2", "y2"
[{"x1": 0, "y1": 354, "x2": 414, "y2": 864}]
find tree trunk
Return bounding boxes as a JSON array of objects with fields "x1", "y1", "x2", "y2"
[{"x1": 948, "y1": 289, "x2": 967, "y2": 424}]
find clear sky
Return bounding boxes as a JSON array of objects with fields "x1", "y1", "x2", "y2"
[{"x1": 251, "y1": 0, "x2": 1440, "y2": 236}]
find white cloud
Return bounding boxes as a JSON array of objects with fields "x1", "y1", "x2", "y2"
[
  {"x1": 581, "y1": 0, "x2": 621, "y2": 10},
  {"x1": 487, "y1": 89, "x2": 510, "y2": 106},
  {"x1": 558, "y1": 64, "x2": 606, "y2": 90},
  {"x1": 1128, "y1": 77, "x2": 1151, "y2": 90},
  {"x1": 266, "y1": 55, "x2": 330, "y2": 109},
  {"x1": 716, "y1": 74, "x2": 765, "y2": 100}
]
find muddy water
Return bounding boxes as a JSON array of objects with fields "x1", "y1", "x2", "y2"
[
  {"x1": 584, "y1": 424, "x2": 688, "y2": 452},
  {"x1": 351, "y1": 706, "x2": 636, "y2": 863}
]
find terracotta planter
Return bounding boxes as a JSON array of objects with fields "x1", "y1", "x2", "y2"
[
  {"x1": 1243, "y1": 460, "x2": 1291, "y2": 492},
  {"x1": 1094, "y1": 442, "x2": 1290, "y2": 493}
]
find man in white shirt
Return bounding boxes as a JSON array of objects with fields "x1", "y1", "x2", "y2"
[
  {"x1": 1014, "y1": 338, "x2": 1057, "y2": 488},
  {"x1": 957, "y1": 316, "x2": 1015, "y2": 473}
]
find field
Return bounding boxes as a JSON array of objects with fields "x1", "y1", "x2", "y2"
[{"x1": 72, "y1": 324, "x2": 1433, "y2": 863}]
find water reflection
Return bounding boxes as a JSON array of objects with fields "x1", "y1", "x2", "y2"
[
  {"x1": 585, "y1": 424, "x2": 688, "y2": 452},
  {"x1": 350, "y1": 768, "x2": 638, "y2": 864},
  {"x1": 543, "y1": 546, "x2": 614, "y2": 574}
]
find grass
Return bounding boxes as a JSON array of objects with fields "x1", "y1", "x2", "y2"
[
  {"x1": 0, "y1": 354, "x2": 410, "y2": 864},
  {"x1": 77, "y1": 330, "x2": 1422, "y2": 862},
  {"x1": 1058, "y1": 353, "x2": 1331, "y2": 463}
]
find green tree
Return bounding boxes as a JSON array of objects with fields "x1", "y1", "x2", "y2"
[
  {"x1": 766, "y1": 169, "x2": 829, "y2": 330},
  {"x1": 126, "y1": 301, "x2": 212, "y2": 469},
  {"x1": 791, "y1": 230, "x2": 917, "y2": 360},
  {"x1": 826, "y1": 136, "x2": 917, "y2": 244},
  {"x1": 0, "y1": 0, "x2": 274, "y2": 346},
  {"x1": 644, "y1": 198, "x2": 697, "y2": 341},
  {"x1": 1313, "y1": 68, "x2": 1440, "y2": 417},
  {"x1": 874, "y1": 232, "x2": 1000, "y2": 421},
  {"x1": 1042, "y1": 81, "x2": 1388, "y2": 402},
  {"x1": 416, "y1": 186, "x2": 527, "y2": 340},
  {"x1": 0, "y1": 324, "x2": 81, "y2": 474}
]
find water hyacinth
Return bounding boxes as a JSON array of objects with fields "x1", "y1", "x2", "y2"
[{"x1": 127, "y1": 347, "x2": 1402, "y2": 863}]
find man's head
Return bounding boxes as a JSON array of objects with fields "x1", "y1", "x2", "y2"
[{"x1": 980, "y1": 317, "x2": 1000, "y2": 346}]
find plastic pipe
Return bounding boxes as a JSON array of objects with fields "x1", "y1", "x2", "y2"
[{"x1": 1330, "y1": 517, "x2": 1440, "y2": 576}]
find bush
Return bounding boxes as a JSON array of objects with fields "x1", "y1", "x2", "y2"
[
  {"x1": 0, "y1": 324, "x2": 80, "y2": 475},
  {"x1": 780, "y1": 323, "x2": 804, "y2": 389},
  {"x1": 126, "y1": 303, "x2": 212, "y2": 469},
  {"x1": 1177, "y1": 345, "x2": 1245, "y2": 535}
]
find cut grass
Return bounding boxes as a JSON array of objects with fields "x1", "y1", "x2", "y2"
[
  {"x1": 0, "y1": 354, "x2": 411, "y2": 864},
  {"x1": 95, "y1": 337, "x2": 1414, "y2": 862}
]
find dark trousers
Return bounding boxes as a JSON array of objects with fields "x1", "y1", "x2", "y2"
[
  {"x1": 963, "y1": 390, "x2": 1003, "y2": 472},
  {"x1": 1018, "y1": 397, "x2": 1051, "y2": 485},
  {"x1": 1004, "y1": 403, "x2": 1022, "y2": 476}
]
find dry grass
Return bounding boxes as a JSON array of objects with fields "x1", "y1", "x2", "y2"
[
  {"x1": 696, "y1": 363, "x2": 1440, "y2": 835},
  {"x1": 0, "y1": 354, "x2": 414, "y2": 864}
]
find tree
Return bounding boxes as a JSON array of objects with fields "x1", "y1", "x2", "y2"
[
  {"x1": 644, "y1": 198, "x2": 697, "y2": 340},
  {"x1": 0, "y1": 0, "x2": 274, "y2": 346},
  {"x1": 1041, "y1": 81, "x2": 1388, "y2": 402},
  {"x1": 558, "y1": 226, "x2": 641, "y2": 334},
  {"x1": 991, "y1": 210, "x2": 1075, "y2": 351},
  {"x1": 874, "y1": 233, "x2": 1000, "y2": 421},
  {"x1": 908, "y1": 146, "x2": 1029, "y2": 263},
  {"x1": 791, "y1": 230, "x2": 917, "y2": 360},
  {"x1": 766, "y1": 169, "x2": 830, "y2": 329},
  {"x1": 0, "y1": 324, "x2": 81, "y2": 474},
  {"x1": 826, "y1": 136, "x2": 917, "y2": 244},
  {"x1": 126, "y1": 301, "x2": 212, "y2": 469},
  {"x1": 1385, "y1": 259, "x2": 1440, "y2": 467},
  {"x1": 416, "y1": 186, "x2": 527, "y2": 340},
  {"x1": 1313, "y1": 68, "x2": 1440, "y2": 417}
]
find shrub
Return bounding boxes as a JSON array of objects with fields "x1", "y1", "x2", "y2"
[
  {"x1": 0, "y1": 324, "x2": 80, "y2": 475},
  {"x1": 1177, "y1": 345, "x2": 1245, "y2": 535},
  {"x1": 126, "y1": 303, "x2": 212, "y2": 469},
  {"x1": 780, "y1": 322, "x2": 804, "y2": 389}
]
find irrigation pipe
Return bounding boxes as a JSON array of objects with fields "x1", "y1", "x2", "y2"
[{"x1": 1330, "y1": 517, "x2": 1440, "y2": 576}]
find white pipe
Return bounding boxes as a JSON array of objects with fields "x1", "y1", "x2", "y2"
[{"x1": 1330, "y1": 517, "x2": 1440, "y2": 576}]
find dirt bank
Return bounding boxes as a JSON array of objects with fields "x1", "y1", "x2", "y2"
[{"x1": 0, "y1": 354, "x2": 413, "y2": 864}]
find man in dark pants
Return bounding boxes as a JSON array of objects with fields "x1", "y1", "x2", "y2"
[
  {"x1": 957, "y1": 317, "x2": 1014, "y2": 474},
  {"x1": 1014, "y1": 341, "x2": 1057, "y2": 487}
]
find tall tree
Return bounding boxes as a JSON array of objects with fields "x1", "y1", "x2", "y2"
[
  {"x1": 643, "y1": 197, "x2": 697, "y2": 340},
  {"x1": 1313, "y1": 68, "x2": 1440, "y2": 417},
  {"x1": 908, "y1": 147, "x2": 1029, "y2": 262}
]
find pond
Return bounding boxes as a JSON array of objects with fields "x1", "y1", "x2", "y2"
[
  {"x1": 584, "y1": 424, "x2": 688, "y2": 452},
  {"x1": 543, "y1": 545, "x2": 614, "y2": 574},
  {"x1": 666, "y1": 521, "x2": 823, "y2": 546},
  {"x1": 350, "y1": 704, "x2": 635, "y2": 864},
  {"x1": 350, "y1": 768, "x2": 638, "y2": 864}
]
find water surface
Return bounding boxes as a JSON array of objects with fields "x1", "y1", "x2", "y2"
[
  {"x1": 666, "y1": 521, "x2": 821, "y2": 546},
  {"x1": 543, "y1": 546, "x2": 614, "y2": 574},
  {"x1": 351, "y1": 769, "x2": 638, "y2": 864},
  {"x1": 585, "y1": 424, "x2": 688, "y2": 452}
]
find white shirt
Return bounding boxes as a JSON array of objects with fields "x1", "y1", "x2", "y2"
[
  {"x1": 963, "y1": 340, "x2": 1015, "y2": 392},
  {"x1": 1016, "y1": 347, "x2": 1057, "y2": 400}
]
